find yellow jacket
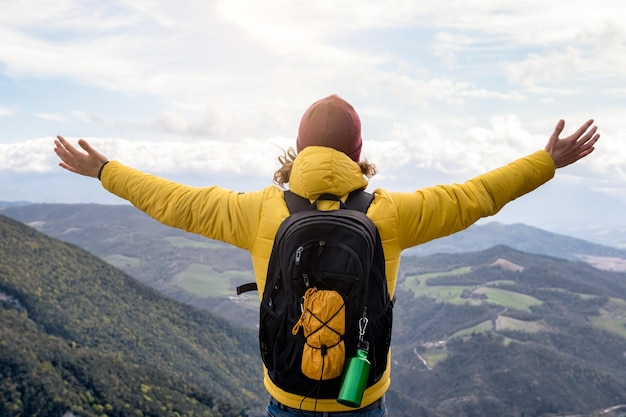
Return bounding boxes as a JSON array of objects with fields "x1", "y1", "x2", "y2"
[{"x1": 101, "y1": 145, "x2": 555, "y2": 411}]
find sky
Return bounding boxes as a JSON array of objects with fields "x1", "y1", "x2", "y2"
[{"x1": 0, "y1": 0, "x2": 625, "y2": 244}]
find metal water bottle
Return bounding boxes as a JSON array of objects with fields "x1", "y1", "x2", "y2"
[{"x1": 337, "y1": 343, "x2": 371, "y2": 407}]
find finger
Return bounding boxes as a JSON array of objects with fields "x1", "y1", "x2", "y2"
[
  {"x1": 56, "y1": 135, "x2": 71, "y2": 148},
  {"x1": 78, "y1": 139, "x2": 93, "y2": 154},
  {"x1": 58, "y1": 161, "x2": 79, "y2": 174},
  {"x1": 56, "y1": 135, "x2": 81, "y2": 156},
  {"x1": 552, "y1": 119, "x2": 565, "y2": 139},
  {"x1": 569, "y1": 133, "x2": 599, "y2": 164},
  {"x1": 546, "y1": 119, "x2": 565, "y2": 152},
  {"x1": 570, "y1": 119, "x2": 595, "y2": 140},
  {"x1": 580, "y1": 145, "x2": 596, "y2": 158},
  {"x1": 78, "y1": 138, "x2": 108, "y2": 164},
  {"x1": 54, "y1": 140, "x2": 75, "y2": 163},
  {"x1": 577, "y1": 126, "x2": 598, "y2": 145},
  {"x1": 580, "y1": 132, "x2": 600, "y2": 151},
  {"x1": 54, "y1": 137, "x2": 68, "y2": 153}
]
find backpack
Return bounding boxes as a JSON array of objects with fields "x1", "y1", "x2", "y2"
[{"x1": 239, "y1": 190, "x2": 393, "y2": 403}]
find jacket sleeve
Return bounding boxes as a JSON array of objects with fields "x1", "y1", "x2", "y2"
[
  {"x1": 100, "y1": 161, "x2": 263, "y2": 250},
  {"x1": 391, "y1": 150, "x2": 556, "y2": 249}
]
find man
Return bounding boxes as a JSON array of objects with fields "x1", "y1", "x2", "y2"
[{"x1": 54, "y1": 94, "x2": 599, "y2": 416}]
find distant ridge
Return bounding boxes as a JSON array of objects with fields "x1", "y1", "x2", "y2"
[
  {"x1": 405, "y1": 221, "x2": 626, "y2": 270},
  {"x1": 0, "y1": 200, "x2": 31, "y2": 207}
]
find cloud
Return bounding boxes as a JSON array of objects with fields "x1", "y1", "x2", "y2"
[
  {"x1": 2, "y1": 0, "x2": 625, "y2": 116},
  {"x1": 0, "y1": 114, "x2": 604, "y2": 181},
  {"x1": 37, "y1": 113, "x2": 66, "y2": 122},
  {"x1": 0, "y1": 106, "x2": 18, "y2": 117},
  {"x1": 0, "y1": 135, "x2": 294, "y2": 177},
  {"x1": 1, "y1": 0, "x2": 625, "y2": 211},
  {"x1": 505, "y1": 48, "x2": 586, "y2": 88},
  {"x1": 0, "y1": 2, "x2": 250, "y2": 102},
  {"x1": 0, "y1": 138, "x2": 57, "y2": 173}
]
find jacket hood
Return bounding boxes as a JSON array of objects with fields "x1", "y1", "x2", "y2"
[{"x1": 288, "y1": 146, "x2": 368, "y2": 200}]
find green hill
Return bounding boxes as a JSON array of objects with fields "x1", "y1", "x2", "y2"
[
  {"x1": 388, "y1": 245, "x2": 626, "y2": 416},
  {"x1": 0, "y1": 214, "x2": 264, "y2": 416},
  {"x1": 0, "y1": 203, "x2": 258, "y2": 325}
]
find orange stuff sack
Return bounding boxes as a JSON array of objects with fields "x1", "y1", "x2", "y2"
[{"x1": 292, "y1": 288, "x2": 346, "y2": 380}]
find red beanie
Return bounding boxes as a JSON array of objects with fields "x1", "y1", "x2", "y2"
[{"x1": 296, "y1": 94, "x2": 362, "y2": 162}]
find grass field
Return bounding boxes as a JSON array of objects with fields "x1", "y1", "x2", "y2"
[
  {"x1": 450, "y1": 320, "x2": 494, "y2": 338},
  {"x1": 421, "y1": 348, "x2": 449, "y2": 368},
  {"x1": 474, "y1": 287, "x2": 542, "y2": 313},
  {"x1": 402, "y1": 267, "x2": 472, "y2": 290},
  {"x1": 495, "y1": 316, "x2": 545, "y2": 333},
  {"x1": 403, "y1": 267, "x2": 543, "y2": 312},
  {"x1": 165, "y1": 236, "x2": 225, "y2": 249},
  {"x1": 175, "y1": 263, "x2": 254, "y2": 297},
  {"x1": 402, "y1": 267, "x2": 472, "y2": 304},
  {"x1": 589, "y1": 297, "x2": 626, "y2": 339},
  {"x1": 448, "y1": 314, "x2": 544, "y2": 340},
  {"x1": 104, "y1": 254, "x2": 141, "y2": 269}
]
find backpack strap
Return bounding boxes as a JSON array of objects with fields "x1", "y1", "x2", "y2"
[
  {"x1": 344, "y1": 189, "x2": 374, "y2": 213},
  {"x1": 236, "y1": 282, "x2": 259, "y2": 295},
  {"x1": 283, "y1": 189, "x2": 314, "y2": 213},
  {"x1": 284, "y1": 189, "x2": 373, "y2": 214},
  {"x1": 236, "y1": 189, "x2": 374, "y2": 295}
]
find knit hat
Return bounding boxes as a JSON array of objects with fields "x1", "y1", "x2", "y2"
[{"x1": 296, "y1": 94, "x2": 362, "y2": 162}]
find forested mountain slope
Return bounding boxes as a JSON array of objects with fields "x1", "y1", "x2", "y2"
[{"x1": 0, "y1": 214, "x2": 264, "y2": 417}]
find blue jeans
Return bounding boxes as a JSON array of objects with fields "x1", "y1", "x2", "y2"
[{"x1": 266, "y1": 398, "x2": 387, "y2": 417}]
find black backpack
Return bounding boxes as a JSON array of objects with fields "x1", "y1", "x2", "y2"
[{"x1": 239, "y1": 190, "x2": 393, "y2": 401}]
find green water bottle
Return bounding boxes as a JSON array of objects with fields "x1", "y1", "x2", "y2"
[{"x1": 337, "y1": 346, "x2": 371, "y2": 408}]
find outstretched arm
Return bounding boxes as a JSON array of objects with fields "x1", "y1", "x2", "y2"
[
  {"x1": 395, "y1": 118, "x2": 600, "y2": 249},
  {"x1": 54, "y1": 136, "x2": 109, "y2": 178},
  {"x1": 545, "y1": 119, "x2": 599, "y2": 169}
]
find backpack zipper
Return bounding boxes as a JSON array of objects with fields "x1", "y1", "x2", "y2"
[
  {"x1": 318, "y1": 240, "x2": 326, "y2": 256},
  {"x1": 295, "y1": 246, "x2": 303, "y2": 265}
]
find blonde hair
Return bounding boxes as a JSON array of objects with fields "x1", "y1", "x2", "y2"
[{"x1": 273, "y1": 147, "x2": 377, "y2": 188}]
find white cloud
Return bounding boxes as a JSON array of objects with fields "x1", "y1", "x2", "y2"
[
  {"x1": 0, "y1": 0, "x2": 625, "y2": 213},
  {"x1": 37, "y1": 113, "x2": 66, "y2": 122},
  {"x1": 0, "y1": 121, "x2": 529, "y2": 177},
  {"x1": 0, "y1": 106, "x2": 18, "y2": 117},
  {"x1": 0, "y1": 136, "x2": 294, "y2": 177},
  {"x1": 505, "y1": 48, "x2": 586, "y2": 88},
  {"x1": 0, "y1": 138, "x2": 57, "y2": 173},
  {"x1": 460, "y1": 89, "x2": 526, "y2": 101},
  {"x1": 2, "y1": 0, "x2": 624, "y2": 116}
]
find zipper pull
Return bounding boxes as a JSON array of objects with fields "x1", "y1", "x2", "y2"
[
  {"x1": 318, "y1": 241, "x2": 326, "y2": 256},
  {"x1": 303, "y1": 273, "x2": 310, "y2": 288},
  {"x1": 295, "y1": 246, "x2": 303, "y2": 265}
]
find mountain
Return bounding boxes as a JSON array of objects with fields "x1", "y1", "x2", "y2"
[
  {"x1": 0, "y1": 205, "x2": 626, "y2": 417},
  {"x1": 481, "y1": 182, "x2": 626, "y2": 249},
  {"x1": 4, "y1": 204, "x2": 624, "y2": 270},
  {"x1": 0, "y1": 214, "x2": 264, "y2": 416},
  {"x1": 0, "y1": 203, "x2": 259, "y2": 326},
  {"x1": 405, "y1": 221, "x2": 626, "y2": 270},
  {"x1": 2, "y1": 202, "x2": 625, "y2": 331},
  {"x1": 387, "y1": 245, "x2": 626, "y2": 416},
  {"x1": 0, "y1": 203, "x2": 253, "y2": 287}
]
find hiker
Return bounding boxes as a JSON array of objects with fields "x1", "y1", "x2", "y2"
[{"x1": 54, "y1": 94, "x2": 599, "y2": 416}]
